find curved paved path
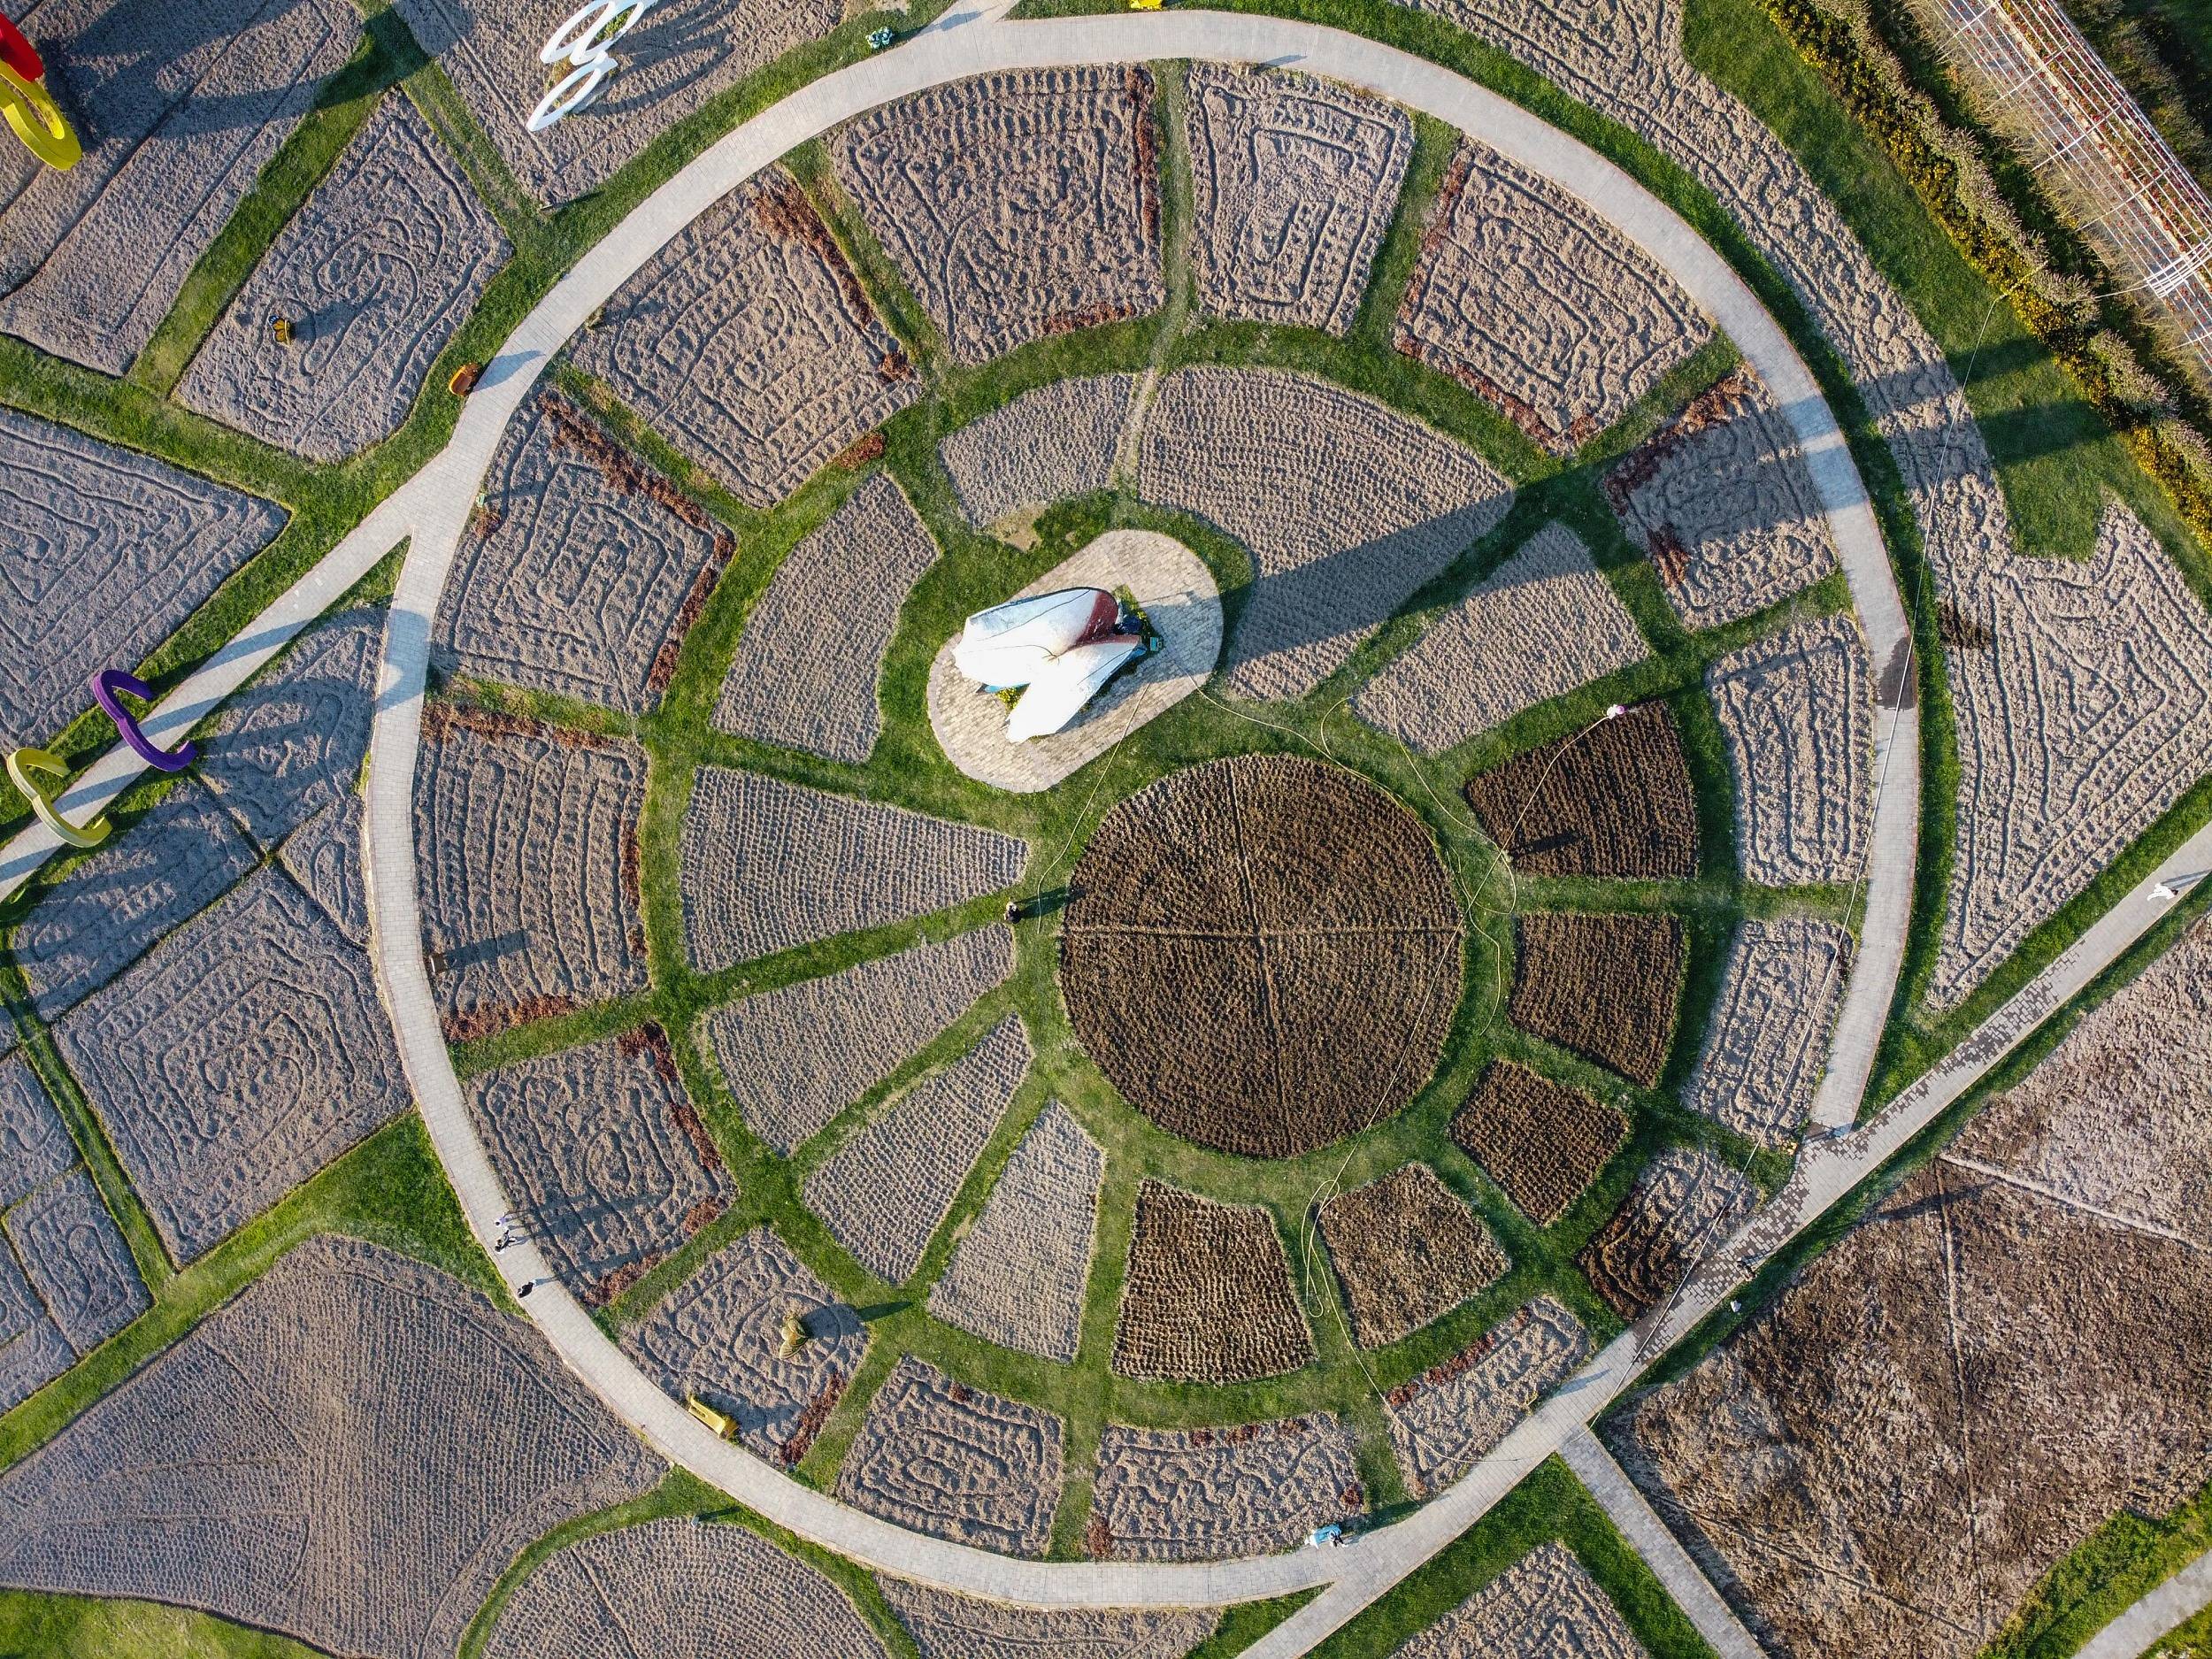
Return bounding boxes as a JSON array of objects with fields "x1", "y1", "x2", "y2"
[
  {"x1": 0, "y1": 0, "x2": 1959, "y2": 1624},
  {"x1": 352, "y1": 0, "x2": 1916, "y2": 1611},
  {"x1": 2078, "y1": 1547, "x2": 2212, "y2": 1659}
]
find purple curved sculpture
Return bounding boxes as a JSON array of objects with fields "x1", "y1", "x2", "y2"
[{"x1": 90, "y1": 669, "x2": 196, "y2": 772}]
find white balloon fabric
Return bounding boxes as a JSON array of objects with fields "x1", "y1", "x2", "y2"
[{"x1": 951, "y1": 588, "x2": 1147, "y2": 741}]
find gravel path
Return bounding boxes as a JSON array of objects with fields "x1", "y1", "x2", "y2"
[
  {"x1": 713, "y1": 472, "x2": 938, "y2": 762},
  {"x1": 1354, "y1": 523, "x2": 1649, "y2": 754},
  {"x1": 0, "y1": 405, "x2": 285, "y2": 753},
  {"x1": 698, "y1": 926, "x2": 1014, "y2": 1155},
  {"x1": 0, "y1": 1235, "x2": 659, "y2": 1659},
  {"x1": 572, "y1": 171, "x2": 919, "y2": 508},
  {"x1": 1185, "y1": 64, "x2": 1412, "y2": 334},
  {"x1": 176, "y1": 95, "x2": 506, "y2": 461}
]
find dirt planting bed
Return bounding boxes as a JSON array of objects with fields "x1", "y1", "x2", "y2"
[
  {"x1": 12, "y1": 779, "x2": 259, "y2": 1020},
  {"x1": 878, "y1": 1578, "x2": 1220, "y2": 1659},
  {"x1": 572, "y1": 171, "x2": 919, "y2": 508},
  {"x1": 1355, "y1": 524, "x2": 1649, "y2": 756},
  {"x1": 55, "y1": 868, "x2": 409, "y2": 1263},
  {"x1": 1684, "y1": 918, "x2": 1850, "y2": 1150},
  {"x1": 1111, "y1": 1180, "x2": 1312, "y2": 1382},
  {"x1": 0, "y1": 1235, "x2": 659, "y2": 1659},
  {"x1": 435, "y1": 393, "x2": 733, "y2": 715},
  {"x1": 1933, "y1": 501, "x2": 2212, "y2": 1008},
  {"x1": 1384, "y1": 1294, "x2": 1591, "y2": 1496},
  {"x1": 413, "y1": 706, "x2": 648, "y2": 1038},
  {"x1": 1394, "y1": 1540, "x2": 1647, "y2": 1659},
  {"x1": 1611, "y1": 1148, "x2": 2212, "y2": 1657},
  {"x1": 279, "y1": 796, "x2": 367, "y2": 946},
  {"x1": 619, "y1": 1228, "x2": 867, "y2": 1466},
  {"x1": 0, "y1": 1054, "x2": 73, "y2": 1212},
  {"x1": 680, "y1": 766, "x2": 1026, "y2": 974},
  {"x1": 385, "y1": 0, "x2": 841, "y2": 205},
  {"x1": 0, "y1": 0, "x2": 354, "y2": 373},
  {"x1": 801, "y1": 1016, "x2": 1031, "y2": 1285},
  {"x1": 0, "y1": 406, "x2": 285, "y2": 753},
  {"x1": 1604, "y1": 368, "x2": 1839, "y2": 629},
  {"x1": 176, "y1": 96, "x2": 505, "y2": 461},
  {"x1": 712, "y1": 472, "x2": 937, "y2": 762},
  {"x1": 1317, "y1": 1164, "x2": 1508, "y2": 1348},
  {"x1": 1184, "y1": 65, "x2": 1412, "y2": 334},
  {"x1": 1463, "y1": 702, "x2": 1697, "y2": 879},
  {"x1": 928, "y1": 1101, "x2": 1104, "y2": 1363},
  {"x1": 1062, "y1": 754, "x2": 1462, "y2": 1158},
  {"x1": 1578, "y1": 1146, "x2": 1755, "y2": 1320},
  {"x1": 1951, "y1": 912, "x2": 2212, "y2": 1241},
  {"x1": 1509, "y1": 910, "x2": 1685, "y2": 1087},
  {"x1": 830, "y1": 68, "x2": 1165, "y2": 365},
  {"x1": 1090, "y1": 1417, "x2": 1362, "y2": 1561},
  {"x1": 465, "y1": 1029, "x2": 730, "y2": 1305},
  {"x1": 0, "y1": 1288, "x2": 73, "y2": 1414},
  {"x1": 834, "y1": 1356, "x2": 1064, "y2": 1556},
  {"x1": 939, "y1": 375, "x2": 1138, "y2": 528},
  {"x1": 1136, "y1": 366, "x2": 1514, "y2": 700},
  {"x1": 485, "y1": 1517, "x2": 888, "y2": 1659},
  {"x1": 1450, "y1": 1062, "x2": 1627, "y2": 1225},
  {"x1": 5, "y1": 1169, "x2": 145, "y2": 1358},
  {"x1": 1705, "y1": 614, "x2": 1872, "y2": 887},
  {"x1": 196, "y1": 606, "x2": 383, "y2": 851},
  {"x1": 699, "y1": 926, "x2": 1013, "y2": 1155},
  {"x1": 1396, "y1": 140, "x2": 1709, "y2": 452}
]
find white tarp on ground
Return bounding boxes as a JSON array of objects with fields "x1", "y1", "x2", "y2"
[{"x1": 952, "y1": 588, "x2": 1144, "y2": 740}]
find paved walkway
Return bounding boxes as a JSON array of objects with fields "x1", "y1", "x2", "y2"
[
  {"x1": 1559, "y1": 1426, "x2": 1763, "y2": 1659},
  {"x1": 1, "y1": 0, "x2": 2185, "y2": 1637},
  {"x1": 2079, "y1": 1549, "x2": 2212, "y2": 1659}
]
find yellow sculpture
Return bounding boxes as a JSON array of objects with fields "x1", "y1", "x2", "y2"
[
  {"x1": 6, "y1": 748, "x2": 110, "y2": 848},
  {"x1": 0, "y1": 61, "x2": 78, "y2": 172}
]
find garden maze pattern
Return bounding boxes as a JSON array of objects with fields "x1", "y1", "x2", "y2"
[
  {"x1": 1396, "y1": 140, "x2": 1710, "y2": 451},
  {"x1": 1090, "y1": 1417, "x2": 1363, "y2": 1561},
  {"x1": 436, "y1": 393, "x2": 734, "y2": 715},
  {"x1": 4, "y1": 1168, "x2": 144, "y2": 1358},
  {"x1": 465, "y1": 1029, "x2": 730, "y2": 1305},
  {"x1": 1183, "y1": 65, "x2": 1413, "y2": 335},
  {"x1": 830, "y1": 68, "x2": 1166, "y2": 365},
  {"x1": 619, "y1": 1227, "x2": 868, "y2": 1465},
  {"x1": 0, "y1": 407, "x2": 285, "y2": 754},
  {"x1": 55, "y1": 866, "x2": 410, "y2": 1263},
  {"x1": 1684, "y1": 918, "x2": 1852, "y2": 1149},
  {"x1": 413, "y1": 706, "x2": 649, "y2": 1037},
  {"x1": 834, "y1": 1356, "x2": 1064, "y2": 1555},
  {"x1": 1385, "y1": 1294, "x2": 1592, "y2": 1497},
  {"x1": 177, "y1": 96, "x2": 507, "y2": 462},
  {"x1": 572, "y1": 171, "x2": 920, "y2": 509}
]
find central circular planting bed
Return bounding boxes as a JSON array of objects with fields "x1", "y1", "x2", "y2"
[{"x1": 1060, "y1": 754, "x2": 1464, "y2": 1157}]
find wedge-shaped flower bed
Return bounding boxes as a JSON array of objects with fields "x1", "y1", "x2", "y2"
[
  {"x1": 1385, "y1": 1294, "x2": 1591, "y2": 1497},
  {"x1": 939, "y1": 375, "x2": 1137, "y2": 528},
  {"x1": 1394, "y1": 1540, "x2": 1647, "y2": 1659},
  {"x1": 1450, "y1": 1062, "x2": 1627, "y2": 1225},
  {"x1": 1684, "y1": 918, "x2": 1851, "y2": 1149},
  {"x1": 1578, "y1": 1145, "x2": 1755, "y2": 1319},
  {"x1": 1090, "y1": 1417, "x2": 1361, "y2": 1560},
  {"x1": 1463, "y1": 702, "x2": 1697, "y2": 879},
  {"x1": 877, "y1": 1578, "x2": 1220, "y2": 1659},
  {"x1": 1509, "y1": 910, "x2": 1685, "y2": 1087},
  {"x1": 1112, "y1": 1180, "x2": 1312, "y2": 1382},
  {"x1": 1317, "y1": 1163, "x2": 1508, "y2": 1348}
]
